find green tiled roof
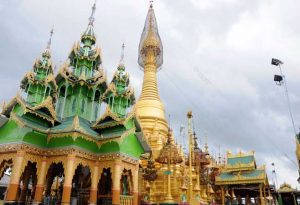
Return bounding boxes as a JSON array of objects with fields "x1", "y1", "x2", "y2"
[
  {"x1": 219, "y1": 170, "x2": 264, "y2": 180},
  {"x1": 50, "y1": 116, "x2": 129, "y2": 140},
  {"x1": 17, "y1": 115, "x2": 48, "y2": 132},
  {"x1": 227, "y1": 155, "x2": 254, "y2": 166},
  {"x1": 215, "y1": 169, "x2": 267, "y2": 185},
  {"x1": 50, "y1": 116, "x2": 100, "y2": 138}
]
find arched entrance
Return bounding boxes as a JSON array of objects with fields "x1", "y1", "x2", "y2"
[
  {"x1": 44, "y1": 162, "x2": 64, "y2": 205},
  {"x1": 98, "y1": 168, "x2": 112, "y2": 205},
  {"x1": 120, "y1": 169, "x2": 133, "y2": 204},
  {"x1": 0, "y1": 159, "x2": 13, "y2": 201},
  {"x1": 18, "y1": 161, "x2": 37, "y2": 205},
  {"x1": 71, "y1": 164, "x2": 91, "y2": 205},
  {"x1": 120, "y1": 169, "x2": 132, "y2": 196}
]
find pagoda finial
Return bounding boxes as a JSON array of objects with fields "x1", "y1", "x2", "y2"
[
  {"x1": 150, "y1": 0, "x2": 153, "y2": 8},
  {"x1": 42, "y1": 27, "x2": 54, "y2": 58},
  {"x1": 204, "y1": 135, "x2": 209, "y2": 152},
  {"x1": 120, "y1": 42, "x2": 125, "y2": 64},
  {"x1": 81, "y1": 1, "x2": 97, "y2": 43},
  {"x1": 88, "y1": 1, "x2": 97, "y2": 26},
  {"x1": 138, "y1": 1, "x2": 163, "y2": 68},
  {"x1": 46, "y1": 27, "x2": 54, "y2": 49}
]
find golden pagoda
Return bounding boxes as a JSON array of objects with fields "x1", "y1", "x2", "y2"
[{"x1": 135, "y1": 3, "x2": 168, "y2": 157}]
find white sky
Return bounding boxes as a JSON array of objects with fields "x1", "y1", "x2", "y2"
[{"x1": 0, "y1": 0, "x2": 300, "y2": 188}]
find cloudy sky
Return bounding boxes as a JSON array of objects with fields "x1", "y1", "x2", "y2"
[{"x1": 1, "y1": 0, "x2": 300, "y2": 187}]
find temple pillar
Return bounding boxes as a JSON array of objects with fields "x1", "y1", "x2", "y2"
[
  {"x1": 260, "y1": 184, "x2": 265, "y2": 205},
  {"x1": 245, "y1": 195, "x2": 250, "y2": 205},
  {"x1": 237, "y1": 195, "x2": 242, "y2": 204},
  {"x1": 89, "y1": 162, "x2": 99, "y2": 205},
  {"x1": 293, "y1": 193, "x2": 297, "y2": 205},
  {"x1": 61, "y1": 154, "x2": 76, "y2": 205},
  {"x1": 221, "y1": 186, "x2": 225, "y2": 205},
  {"x1": 263, "y1": 185, "x2": 267, "y2": 204},
  {"x1": 4, "y1": 151, "x2": 25, "y2": 204},
  {"x1": 33, "y1": 157, "x2": 47, "y2": 205},
  {"x1": 112, "y1": 160, "x2": 121, "y2": 205},
  {"x1": 268, "y1": 188, "x2": 272, "y2": 204},
  {"x1": 133, "y1": 165, "x2": 139, "y2": 205}
]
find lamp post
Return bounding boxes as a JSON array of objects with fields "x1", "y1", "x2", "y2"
[
  {"x1": 271, "y1": 58, "x2": 299, "y2": 183},
  {"x1": 271, "y1": 58, "x2": 297, "y2": 135},
  {"x1": 271, "y1": 162, "x2": 279, "y2": 189}
]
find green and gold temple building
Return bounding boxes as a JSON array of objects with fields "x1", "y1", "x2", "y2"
[{"x1": 0, "y1": 3, "x2": 151, "y2": 205}]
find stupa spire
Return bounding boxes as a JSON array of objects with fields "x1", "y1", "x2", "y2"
[
  {"x1": 138, "y1": 2, "x2": 163, "y2": 69},
  {"x1": 135, "y1": 2, "x2": 168, "y2": 158}
]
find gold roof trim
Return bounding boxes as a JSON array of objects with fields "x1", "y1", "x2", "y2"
[
  {"x1": 227, "y1": 150, "x2": 255, "y2": 158},
  {"x1": 93, "y1": 106, "x2": 123, "y2": 126},
  {"x1": 1, "y1": 94, "x2": 27, "y2": 115},
  {"x1": 32, "y1": 96, "x2": 57, "y2": 121}
]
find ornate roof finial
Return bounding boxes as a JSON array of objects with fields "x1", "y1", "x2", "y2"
[
  {"x1": 138, "y1": 1, "x2": 163, "y2": 68},
  {"x1": 150, "y1": 0, "x2": 153, "y2": 8},
  {"x1": 82, "y1": 1, "x2": 97, "y2": 43},
  {"x1": 42, "y1": 27, "x2": 54, "y2": 58},
  {"x1": 204, "y1": 135, "x2": 208, "y2": 152},
  {"x1": 46, "y1": 27, "x2": 54, "y2": 49},
  {"x1": 120, "y1": 42, "x2": 125, "y2": 64},
  {"x1": 89, "y1": 1, "x2": 97, "y2": 26},
  {"x1": 117, "y1": 42, "x2": 126, "y2": 71}
]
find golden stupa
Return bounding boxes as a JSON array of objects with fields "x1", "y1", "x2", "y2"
[{"x1": 135, "y1": 3, "x2": 168, "y2": 157}]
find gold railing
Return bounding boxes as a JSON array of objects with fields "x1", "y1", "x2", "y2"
[{"x1": 120, "y1": 195, "x2": 133, "y2": 205}]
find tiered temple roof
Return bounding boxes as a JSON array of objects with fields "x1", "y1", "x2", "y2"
[
  {"x1": 0, "y1": 3, "x2": 150, "y2": 160},
  {"x1": 215, "y1": 151, "x2": 268, "y2": 185}
]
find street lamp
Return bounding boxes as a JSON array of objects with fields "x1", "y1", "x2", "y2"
[
  {"x1": 271, "y1": 58, "x2": 297, "y2": 135},
  {"x1": 271, "y1": 58, "x2": 299, "y2": 183}
]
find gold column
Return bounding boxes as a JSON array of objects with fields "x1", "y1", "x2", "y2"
[
  {"x1": 263, "y1": 185, "x2": 266, "y2": 204},
  {"x1": 165, "y1": 158, "x2": 173, "y2": 202},
  {"x1": 246, "y1": 195, "x2": 250, "y2": 205},
  {"x1": 260, "y1": 184, "x2": 265, "y2": 205},
  {"x1": 133, "y1": 165, "x2": 139, "y2": 205},
  {"x1": 221, "y1": 186, "x2": 225, "y2": 205},
  {"x1": 5, "y1": 151, "x2": 25, "y2": 203},
  {"x1": 293, "y1": 193, "x2": 297, "y2": 205},
  {"x1": 61, "y1": 154, "x2": 76, "y2": 205},
  {"x1": 268, "y1": 188, "x2": 272, "y2": 204},
  {"x1": 112, "y1": 160, "x2": 121, "y2": 205},
  {"x1": 90, "y1": 162, "x2": 99, "y2": 205},
  {"x1": 187, "y1": 112, "x2": 193, "y2": 202},
  {"x1": 33, "y1": 157, "x2": 47, "y2": 205}
]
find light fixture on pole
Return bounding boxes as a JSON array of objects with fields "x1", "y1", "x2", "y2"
[{"x1": 271, "y1": 58, "x2": 297, "y2": 135}]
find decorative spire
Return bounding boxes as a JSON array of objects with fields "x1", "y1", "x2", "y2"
[
  {"x1": 82, "y1": 1, "x2": 97, "y2": 43},
  {"x1": 47, "y1": 27, "x2": 54, "y2": 49},
  {"x1": 193, "y1": 131, "x2": 200, "y2": 152},
  {"x1": 204, "y1": 135, "x2": 209, "y2": 152},
  {"x1": 119, "y1": 42, "x2": 125, "y2": 67},
  {"x1": 88, "y1": 1, "x2": 97, "y2": 26},
  {"x1": 43, "y1": 28, "x2": 54, "y2": 58},
  {"x1": 138, "y1": 2, "x2": 163, "y2": 68}
]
